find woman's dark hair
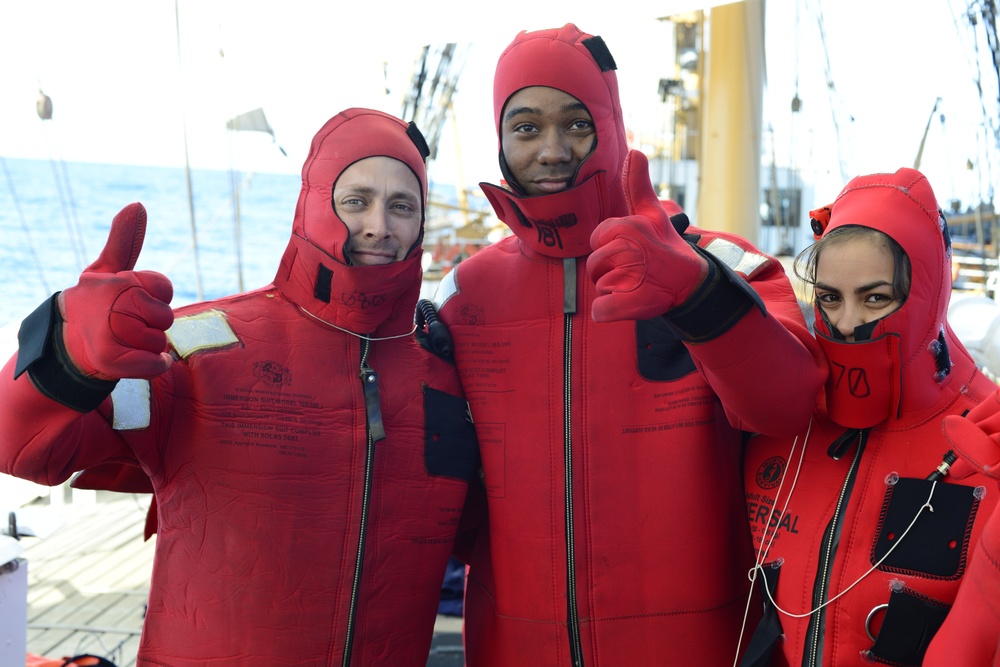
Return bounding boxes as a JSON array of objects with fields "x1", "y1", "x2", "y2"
[{"x1": 793, "y1": 225, "x2": 911, "y2": 304}]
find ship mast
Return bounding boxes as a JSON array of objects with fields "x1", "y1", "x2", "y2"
[{"x1": 697, "y1": 0, "x2": 766, "y2": 242}]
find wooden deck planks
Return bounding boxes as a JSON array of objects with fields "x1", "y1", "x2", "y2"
[
  {"x1": 20, "y1": 492, "x2": 153, "y2": 667},
  {"x1": 15, "y1": 491, "x2": 463, "y2": 666}
]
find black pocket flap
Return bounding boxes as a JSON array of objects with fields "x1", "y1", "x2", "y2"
[
  {"x1": 425, "y1": 387, "x2": 481, "y2": 481},
  {"x1": 872, "y1": 477, "x2": 980, "y2": 578}
]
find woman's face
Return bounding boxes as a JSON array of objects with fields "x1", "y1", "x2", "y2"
[{"x1": 814, "y1": 236, "x2": 903, "y2": 341}]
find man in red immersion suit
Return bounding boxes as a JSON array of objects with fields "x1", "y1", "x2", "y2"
[
  {"x1": 741, "y1": 168, "x2": 999, "y2": 667},
  {"x1": 432, "y1": 24, "x2": 826, "y2": 666},
  {"x1": 0, "y1": 108, "x2": 480, "y2": 666}
]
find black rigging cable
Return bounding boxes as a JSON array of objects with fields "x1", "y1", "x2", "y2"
[
  {"x1": 958, "y1": 0, "x2": 1000, "y2": 204},
  {"x1": 980, "y1": 0, "x2": 1000, "y2": 204}
]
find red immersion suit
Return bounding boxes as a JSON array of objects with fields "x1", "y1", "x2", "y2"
[
  {"x1": 0, "y1": 109, "x2": 479, "y2": 666},
  {"x1": 743, "y1": 169, "x2": 999, "y2": 667},
  {"x1": 923, "y1": 390, "x2": 1000, "y2": 666},
  {"x1": 435, "y1": 24, "x2": 825, "y2": 667}
]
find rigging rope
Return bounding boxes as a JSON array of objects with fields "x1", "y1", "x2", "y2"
[
  {"x1": 36, "y1": 89, "x2": 88, "y2": 273},
  {"x1": 1, "y1": 156, "x2": 51, "y2": 297},
  {"x1": 174, "y1": 0, "x2": 204, "y2": 301},
  {"x1": 979, "y1": 0, "x2": 1000, "y2": 203},
  {"x1": 161, "y1": 171, "x2": 255, "y2": 287},
  {"x1": 951, "y1": 0, "x2": 1000, "y2": 213},
  {"x1": 218, "y1": 32, "x2": 246, "y2": 295},
  {"x1": 44, "y1": 152, "x2": 86, "y2": 272},
  {"x1": 809, "y1": 0, "x2": 851, "y2": 183}
]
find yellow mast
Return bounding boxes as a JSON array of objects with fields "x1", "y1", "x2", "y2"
[{"x1": 697, "y1": 0, "x2": 765, "y2": 241}]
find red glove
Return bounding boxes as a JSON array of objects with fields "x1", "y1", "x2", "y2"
[
  {"x1": 941, "y1": 392, "x2": 1000, "y2": 482},
  {"x1": 59, "y1": 202, "x2": 174, "y2": 380},
  {"x1": 588, "y1": 150, "x2": 709, "y2": 322}
]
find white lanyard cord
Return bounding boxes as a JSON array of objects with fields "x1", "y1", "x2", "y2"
[
  {"x1": 298, "y1": 306, "x2": 418, "y2": 341},
  {"x1": 734, "y1": 420, "x2": 938, "y2": 667},
  {"x1": 733, "y1": 417, "x2": 813, "y2": 666},
  {"x1": 753, "y1": 481, "x2": 937, "y2": 619}
]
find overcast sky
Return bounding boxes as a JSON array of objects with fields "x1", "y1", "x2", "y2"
[{"x1": 0, "y1": 0, "x2": 990, "y2": 207}]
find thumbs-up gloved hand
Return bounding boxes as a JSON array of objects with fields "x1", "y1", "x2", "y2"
[
  {"x1": 59, "y1": 202, "x2": 175, "y2": 380},
  {"x1": 588, "y1": 150, "x2": 709, "y2": 322}
]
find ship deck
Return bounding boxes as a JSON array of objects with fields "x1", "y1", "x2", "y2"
[{"x1": 10, "y1": 489, "x2": 462, "y2": 666}]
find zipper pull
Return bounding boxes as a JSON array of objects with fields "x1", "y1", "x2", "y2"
[
  {"x1": 360, "y1": 359, "x2": 385, "y2": 443},
  {"x1": 828, "y1": 429, "x2": 859, "y2": 461},
  {"x1": 564, "y1": 257, "x2": 577, "y2": 315}
]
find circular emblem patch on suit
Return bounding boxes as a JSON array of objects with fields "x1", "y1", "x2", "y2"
[
  {"x1": 458, "y1": 304, "x2": 485, "y2": 326},
  {"x1": 253, "y1": 360, "x2": 292, "y2": 387},
  {"x1": 756, "y1": 456, "x2": 786, "y2": 489}
]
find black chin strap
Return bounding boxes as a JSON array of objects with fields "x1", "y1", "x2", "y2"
[
  {"x1": 497, "y1": 151, "x2": 526, "y2": 195},
  {"x1": 496, "y1": 133, "x2": 598, "y2": 196},
  {"x1": 817, "y1": 308, "x2": 880, "y2": 341}
]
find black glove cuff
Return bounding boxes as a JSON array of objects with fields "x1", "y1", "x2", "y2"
[
  {"x1": 13, "y1": 294, "x2": 56, "y2": 379},
  {"x1": 663, "y1": 247, "x2": 765, "y2": 343},
  {"x1": 15, "y1": 293, "x2": 118, "y2": 412}
]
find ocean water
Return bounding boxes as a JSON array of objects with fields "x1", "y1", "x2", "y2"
[{"x1": 1, "y1": 157, "x2": 302, "y2": 334}]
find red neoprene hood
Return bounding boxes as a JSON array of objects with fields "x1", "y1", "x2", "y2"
[
  {"x1": 292, "y1": 108, "x2": 429, "y2": 265},
  {"x1": 480, "y1": 24, "x2": 630, "y2": 257},
  {"x1": 274, "y1": 108, "x2": 430, "y2": 334},
  {"x1": 494, "y1": 23, "x2": 627, "y2": 200},
  {"x1": 814, "y1": 167, "x2": 957, "y2": 427}
]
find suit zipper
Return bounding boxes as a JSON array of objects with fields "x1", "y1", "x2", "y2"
[
  {"x1": 803, "y1": 428, "x2": 867, "y2": 667},
  {"x1": 341, "y1": 338, "x2": 382, "y2": 667},
  {"x1": 562, "y1": 258, "x2": 584, "y2": 666}
]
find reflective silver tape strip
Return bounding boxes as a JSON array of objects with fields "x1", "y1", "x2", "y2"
[
  {"x1": 434, "y1": 267, "x2": 460, "y2": 310},
  {"x1": 111, "y1": 379, "x2": 151, "y2": 431},
  {"x1": 703, "y1": 238, "x2": 769, "y2": 278},
  {"x1": 166, "y1": 310, "x2": 238, "y2": 359}
]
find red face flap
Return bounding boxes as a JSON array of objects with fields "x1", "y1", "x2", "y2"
[
  {"x1": 815, "y1": 331, "x2": 902, "y2": 428},
  {"x1": 479, "y1": 171, "x2": 608, "y2": 258}
]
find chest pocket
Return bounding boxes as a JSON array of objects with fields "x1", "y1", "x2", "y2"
[
  {"x1": 872, "y1": 477, "x2": 981, "y2": 578},
  {"x1": 424, "y1": 387, "x2": 481, "y2": 482},
  {"x1": 636, "y1": 318, "x2": 696, "y2": 381}
]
